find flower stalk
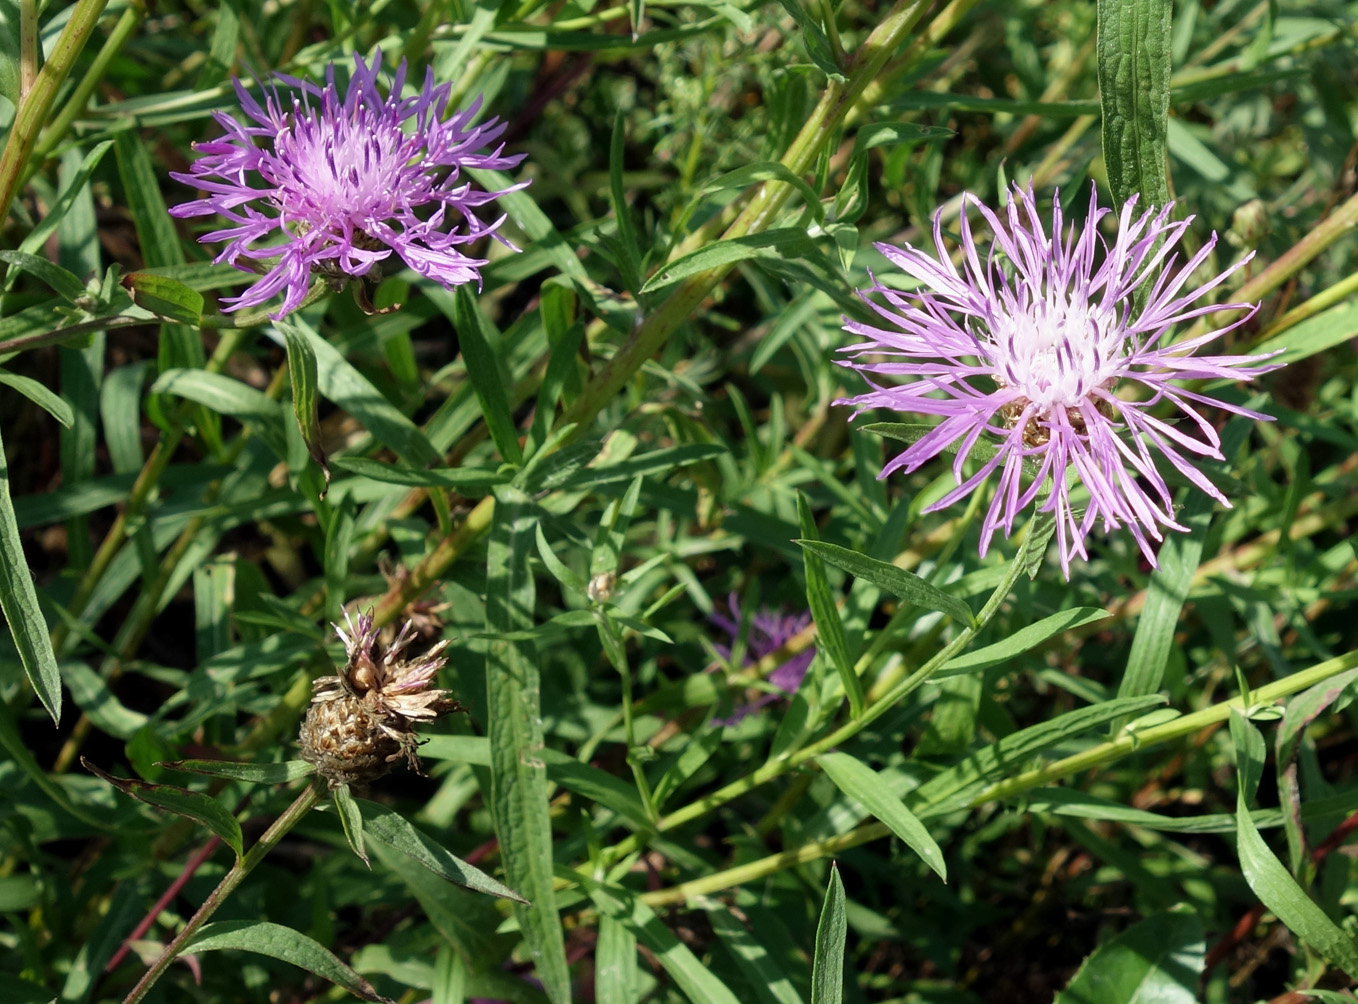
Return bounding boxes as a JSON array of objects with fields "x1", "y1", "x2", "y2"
[
  {"x1": 634, "y1": 647, "x2": 1358, "y2": 907},
  {"x1": 0, "y1": 0, "x2": 112, "y2": 233},
  {"x1": 120, "y1": 783, "x2": 323, "y2": 1004}
]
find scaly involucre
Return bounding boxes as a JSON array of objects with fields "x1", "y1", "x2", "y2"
[
  {"x1": 170, "y1": 52, "x2": 525, "y2": 318},
  {"x1": 838, "y1": 183, "x2": 1280, "y2": 577}
]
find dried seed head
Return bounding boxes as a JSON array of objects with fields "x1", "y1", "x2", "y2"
[{"x1": 299, "y1": 609, "x2": 463, "y2": 789}]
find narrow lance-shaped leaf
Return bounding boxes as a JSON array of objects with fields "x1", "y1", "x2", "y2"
[
  {"x1": 332, "y1": 783, "x2": 368, "y2": 868},
  {"x1": 1237, "y1": 781, "x2": 1358, "y2": 978},
  {"x1": 796, "y1": 539, "x2": 975, "y2": 627},
  {"x1": 183, "y1": 920, "x2": 395, "y2": 1004},
  {"x1": 280, "y1": 319, "x2": 329, "y2": 491},
  {"x1": 159, "y1": 759, "x2": 316, "y2": 784},
  {"x1": 818, "y1": 752, "x2": 945, "y2": 881},
  {"x1": 810, "y1": 865, "x2": 847, "y2": 1004},
  {"x1": 455, "y1": 286, "x2": 524, "y2": 466},
  {"x1": 81, "y1": 758, "x2": 243, "y2": 856},
  {"x1": 797, "y1": 493, "x2": 862, "y2": 718},
  {"x1": 608, "y1": 110, "x2": 645, "y2": 297},
  {"x1": 0, "y1": 421, "x2": 61, "y2": 723},
  {"x1": 586, "y1": 879, "x2": 743, "y2": 1004},
  {"x1": 485, "y1": 485, "x2": 570, "y2": 1003},
  {"x1": 1114, "y1": 491, "x2": 1211, "y2": 730},
  {"x1": 357, "y1": 797, "x2": 528, "y2": 902}
]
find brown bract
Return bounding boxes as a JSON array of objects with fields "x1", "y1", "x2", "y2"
[{"x1": 299, "y1": 610, "x2": 462, "y2": 789}]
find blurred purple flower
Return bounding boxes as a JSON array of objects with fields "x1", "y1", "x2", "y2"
[
  {"x1": 170, "y1": 52, "x2": 525, "y2": 319},
  {"x1": 837, "y1": 182, "x2": 1281, "y2": 576},
  {"x1": 711, "y1": 594, "x2": 815, "y2": 725}
]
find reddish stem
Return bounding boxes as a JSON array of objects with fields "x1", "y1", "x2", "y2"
[{"x1": 106, "y1": 836, "x2": 224, "y2": 973}]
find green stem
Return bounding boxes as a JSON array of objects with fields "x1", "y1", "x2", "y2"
[
  {"x1": 602, "y1": 532, "x2": 1036, "y2": 869},
  {"x1": 0, "y1": 0, "x2": 111, "y2": 230},
  {"x1": 48, "y1": 324, "x2": 254, "y2": 656},
  {"x1": 554, "y1": 0, "x2": 936, "y2": 439},
  {"x1": 29, "y1": 2, "x2": 146, "y2": 169},
  {"x1": 19, "y1": 0, "x2": 37, "y2": 98},
  {"x1": 637, "y1": 647, "x2": 1358, "y2": 905},
  {"x1": 120, "y1": 783, "x2": 323, "y2": 1004}
]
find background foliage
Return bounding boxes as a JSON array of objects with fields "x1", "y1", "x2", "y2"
[{"x1": 2, "y1": 0, "x2": 1358, "y2": 1002}]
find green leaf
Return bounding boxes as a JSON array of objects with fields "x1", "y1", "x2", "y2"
[
  {"x1": 279, "y1": 319, "x2": 329, "y2": 488},
  {"x1": 485, "y1": 486, "x2": 570, "y2": 1003},
  {"x1": 556, "y1": 443, "x2": 726, "y2": 490},
  {"x1": 1250, "y1": 299, "x2": 1358, "y2": 368},
  {"x1": 810, "y1": 866, "x2": 847, "y2": 1004},
  {"x1": 707, "y1": 903, "x2": 806, "y2": 1004},
  {"x1": 935, "y1": 607, "x2": 1110, "y2": 678},
  {"x1": 182, "y1": 920, "x2": 395, "y2": 1004},
  {"x1": 0, "y1": 0, "x2": 17, "y2": 107},
  {"x1": 81, "y1": 758, "x2": 243, "y2": 856},
  {"x1": 1237, "y1": 791, "x2": 1358, "y2": 978},
  {"x1": 0, "y1": 369, "x2": 75, "y2": 428},
  {"x1": 159, "y1": 759, "x2": 316, "y2": 784},
  {"x1": 586, "y1": 880, "x2": 743, "y2": 1004},
  {"x1": 356, "y1": 798, "x2": 528, "y2": 902},
  {"x1": 1053, "y1": 909, "x2": 1203, "y2": 1004},
  {"x1": 596, "y1": 914, "x2": 639, "y2": 1004},
  {"x1": 770, "y1": 0, "x2": 843, "y2": 79},
  {"x1": 818, "y1": 752, "x2": 945, "y2": 880},
  {"x1": 797, "y1": 494, "x2": 862, "y2": 718},
  {"x1": 0, "y1": 421, "x2": 61, "y2": 723},
  {"x1": 329, "y1": 456, "x2": 509, "y2": 492},
  {"x1": 1097, "y1": 0, "x2": 1172, "y2": 211},
  {"x1": 119, "y1": 271, "x2": 205, "y2": 325},
  {"x1": 333, "y1": 783, "x2": 369, "y2": 867},
  {"x1": 454, "y1": 285, "x2": 524, "y2": 466},
  {"x1": 540, "y1": 748, "x2": 650, "y2": 827},
  {"x1": 148, "y1": 368, "x2": 287, "y2": 454},
  {"x1": 795, "y1": 539, "x2": 975, "y2": 627},
  {"x1": 911, "y1": 695, "x2": 1168, "y2": 816},
  {"x1": 608, "y1": 111, "x2": 645, "y2": 297},
  {"x1": 284, "y1": 316, "x2": 440, "y2": 467},
  {"x1": 64, "y1": 661, "x2": 147, "y2": 737},
  {"x1": 0, "y1": 251, "x2": 87, "y2": 302},
  {"x1": 641, "y1": 229, "x2": 822, "y2": 294},
  {"x1": 1114, "y1": 495, "x2": 1209, "y2": 728},
  {"x1": 701, "y1": 162, "x2": 825, "y2": 224},
  {"x1": 1229, "y1": 707, "x2": 1267, "y2": 806}
]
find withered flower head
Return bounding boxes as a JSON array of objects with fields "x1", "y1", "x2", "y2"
[{"x1": 300, "y1": 609, "x2": 461, "y2": 789}]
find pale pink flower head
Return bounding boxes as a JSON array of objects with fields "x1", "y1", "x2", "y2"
[
  {"x1": 837, "y1": 182, "x2": 1281, "y2": 577},
  {"x1": 170, "y1": 51, "x2": 526, "y2": 319}
]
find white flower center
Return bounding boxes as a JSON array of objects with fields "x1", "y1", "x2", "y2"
[{"x1": 991, "y1": 294, "x2": 1119, "y2": 411}]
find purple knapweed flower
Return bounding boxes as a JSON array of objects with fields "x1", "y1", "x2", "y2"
[
  {"x1": 711, "y1": 595, "x2": 815, "y2": 725},
  {"x1": 837, "y1": 182, "x2": 1281, "y2": 576},
  {"x1": 170, "y1": 52, "x2": 525, "y2": 319}
]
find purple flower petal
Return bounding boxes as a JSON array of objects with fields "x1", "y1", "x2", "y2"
[
  {"x1": 170, "y1": 52, "x2": 526, "y2": 319},
  {"x1": 836, "y1": 182, "x2": 1282, "y2": 578}
]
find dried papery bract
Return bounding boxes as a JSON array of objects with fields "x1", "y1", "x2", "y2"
[
  {"x1": 300, "y1": 610, "x2": 462, "y2": 789},
  {"x1": 169, "y1": 51, "x2": 527, "y2": 319},
  {"x1": 837, "y1": 182, "x2": 1283, "y2": 577}
]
